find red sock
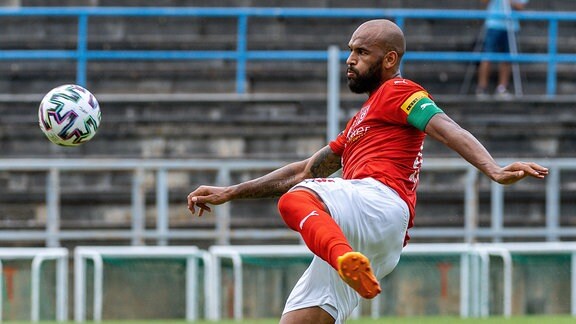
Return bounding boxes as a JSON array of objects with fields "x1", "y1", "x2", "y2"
[{"x1": 278, "y1": 189, "x2": 352, "y2": 270}]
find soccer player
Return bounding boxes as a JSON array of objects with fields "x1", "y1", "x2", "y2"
[{"x1": 187, "y1": 19, "x2": 548, "y2": 324}]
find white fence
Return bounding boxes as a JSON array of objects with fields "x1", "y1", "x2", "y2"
[
  {"x1": 0, "y1": 248, "x2": 68, "y2": 322},
  {"x1": 155, "y1": 242, "x2": 576, "y2": 321},
  {"x1": 2, "y1": 243, "x2": 576, "y2": 322},
  {"x1": 73, "y1": 246, "x2": 212, "y2": 322}
]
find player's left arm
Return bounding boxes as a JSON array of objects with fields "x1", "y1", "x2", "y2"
[{"x1": 424, "y1": 113, "x2": 548, "y2": 184}]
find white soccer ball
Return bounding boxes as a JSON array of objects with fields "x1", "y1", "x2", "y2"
[{"x1": 38, "y1": 84, "x2": 102, "y2": 147}]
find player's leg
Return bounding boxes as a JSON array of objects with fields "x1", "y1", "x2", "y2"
[
  {"x1": 281, "y1": 178, "x2": 408, "y2": 322},
  {"x1": 278, "y1": 188, "x2": 351, "y2": 268},
  {"x1": 280, "y1": 306, "x2": 335, "y2": 324},
  {"x1": 277, "y1": 187, "x2": 381, "y2": 299},
  {"x1": 281, "y1": 257, "x2": 347, "y2": 322}
]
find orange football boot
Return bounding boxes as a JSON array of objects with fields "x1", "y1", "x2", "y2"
[{"x1": 337, "y1": 251, "x2": 382, "y2": 299}]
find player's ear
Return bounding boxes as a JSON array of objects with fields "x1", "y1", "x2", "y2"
[{"x1": 383, "y1": 51, "x2": 399, "y2": 69}]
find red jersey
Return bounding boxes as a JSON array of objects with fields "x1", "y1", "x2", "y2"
[{"x1": 329, "y1": 78, "x2": 443, "y2": 244}]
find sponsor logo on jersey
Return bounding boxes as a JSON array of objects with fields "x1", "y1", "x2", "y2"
[
  {"x1": 351, "y1": 104, "x2": 370, "y2": 129},
  {"x1": 400, "y1": 90, "x2": 429, "y2": 115},
  {"x1": 347, "y1": 126, "x2": 370, "y2": 143}
]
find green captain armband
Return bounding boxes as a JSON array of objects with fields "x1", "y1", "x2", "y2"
[{"x1": 405, "y1": 96, "x2": 444, "y2": 131}]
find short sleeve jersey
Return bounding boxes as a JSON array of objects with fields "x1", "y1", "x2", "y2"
[{"x1": 329, "y1": 78, "x2": 443, "y2": 243}]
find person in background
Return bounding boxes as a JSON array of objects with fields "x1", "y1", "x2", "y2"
[
  {"x1": 476, "y1": 0, "x2": 529, "y2": 99},
  {"x1": 188, "y1": 19, "x2": 548, "y2": 324}
]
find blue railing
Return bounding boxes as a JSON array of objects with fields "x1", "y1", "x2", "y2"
[{"x1": 1, "y1": 7, "x2": 575, "y2": 95}]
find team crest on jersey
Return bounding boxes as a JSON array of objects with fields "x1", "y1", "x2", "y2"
[
  {"x1": 347, "y1": 104, "x2": 371, "y2": 143},
  {"x1": 351, "y1": 104, "x2": 370, "y2": 128}
]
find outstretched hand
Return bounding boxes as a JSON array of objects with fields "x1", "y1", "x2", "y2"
[
  {"x1": 187, "y1": 185, "x2": 229, "y2": 217},
  {"x1": 492, "y1": 161, "x2": 548, "y2": 185}
]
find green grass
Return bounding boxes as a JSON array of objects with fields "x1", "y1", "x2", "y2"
[
  {"x1": 346, "y1": 317, "x2": 576, "y2": 323},
  {"x1": 5, "y1": 316, "x2": 576, "y2": 324}
]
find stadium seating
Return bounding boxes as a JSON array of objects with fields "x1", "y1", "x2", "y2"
[{"x1": 1, "y1": 1, "x2": 576, "y2": 321}]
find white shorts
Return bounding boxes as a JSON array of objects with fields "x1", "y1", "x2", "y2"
[{"x1": 282, "y1": 177, "x2": 409, "y2": 323}]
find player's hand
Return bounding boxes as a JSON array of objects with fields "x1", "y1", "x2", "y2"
[
  {"x1": 492, "y1": 161, "x2": 548, "y2": 185},
  {"x1": 187, "y1": 185, "x2": 229, "y2": 217}
]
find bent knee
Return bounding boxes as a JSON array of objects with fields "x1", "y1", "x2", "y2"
[{"x1": 278, "y1": 189, "x2": 326, "y2": 230}]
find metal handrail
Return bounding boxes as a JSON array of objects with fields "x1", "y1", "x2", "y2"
[
  {"x1": 1, "y1": 7, "x2": 575, "y2": 95},
  {"x1": 0, "y1": 157, "x2": 573, "y2": 247}
]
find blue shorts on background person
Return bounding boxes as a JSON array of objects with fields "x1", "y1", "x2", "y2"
[{"x1": 483, "y1": 29, "x2": 510, "y2": 53}]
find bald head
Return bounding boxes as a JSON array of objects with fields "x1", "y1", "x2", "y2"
[
  {"x1": 352, "y1": 19, "x2": 406, "y2": 60},
  {"x1": 346, "y1": 19, "x2": 406, "y2": 94}
]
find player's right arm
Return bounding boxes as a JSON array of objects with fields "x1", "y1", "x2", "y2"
[
  {"x1": 187, "y1": 145, "x2": 341, "y2": 216},
  {"x1": 424, "y1": 113, "x2": 548, "y2": 184}
]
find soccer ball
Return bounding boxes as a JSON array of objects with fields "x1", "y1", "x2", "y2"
[{"x1": 38, "y1": 84, "x2": 101, "y2": 147}]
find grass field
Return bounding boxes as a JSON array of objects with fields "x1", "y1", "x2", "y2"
[{"x1": 7, "y1": 317, "x2": 575, "y2": 324}]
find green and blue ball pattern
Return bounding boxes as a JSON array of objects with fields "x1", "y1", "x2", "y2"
[{"x1": 38, "y1": 84, "x2": 101, "y2": 147}]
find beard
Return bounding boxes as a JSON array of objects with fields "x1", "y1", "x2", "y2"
[{"x1": 347, "y1": 62, "x2": 383, "y2": 94}]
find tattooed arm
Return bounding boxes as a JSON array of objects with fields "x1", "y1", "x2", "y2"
[{"x1": 187, "y1": 145, "x2": 341, "y2": 216}]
